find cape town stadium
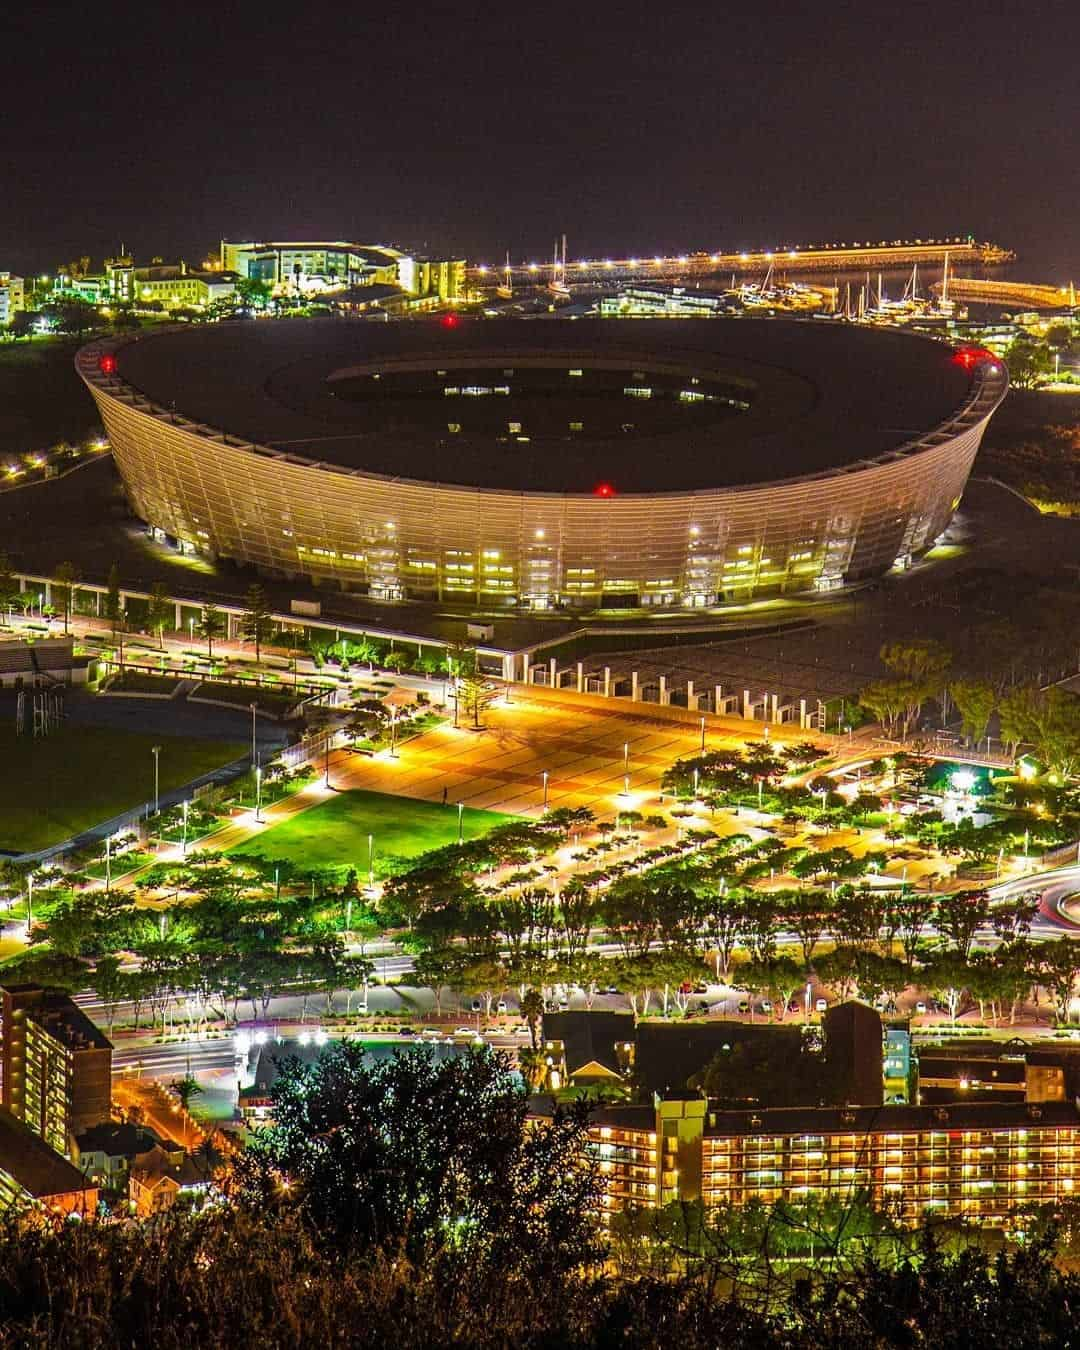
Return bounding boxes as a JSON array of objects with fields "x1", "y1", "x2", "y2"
[{"x1": 78, "y1": 317, "x2": 1007, "y2": 611}]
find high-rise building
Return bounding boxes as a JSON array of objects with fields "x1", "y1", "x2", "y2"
[{"x1": 0, "y1": 985, "x2": 112, "y2": 1157}]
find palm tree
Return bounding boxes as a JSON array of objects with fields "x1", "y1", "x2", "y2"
[
  {"x1": 170, "y1": 1074, "x2": 204, "y2": 1113},
  {"x1": 521, "y1": 987, "x2": 544, "y2": 1051}
]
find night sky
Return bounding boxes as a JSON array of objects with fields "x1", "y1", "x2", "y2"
[{"x1": 3, "y1": 0, "x2": 1078, "y2": 277}]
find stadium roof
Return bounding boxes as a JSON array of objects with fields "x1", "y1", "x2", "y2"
[{"x1": 112, "y1": 317, "x2": 978, "y2": 494}]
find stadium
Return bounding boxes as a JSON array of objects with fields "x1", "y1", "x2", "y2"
[{"x1": 78, "y1": 318, "x2": 1007, "y2": 611}]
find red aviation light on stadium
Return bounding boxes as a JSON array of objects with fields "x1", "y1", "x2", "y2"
[
  {"x1": 593, "y1": 481, "x2": 616, "y2": 498},
  {"x1": 98, "y1": 354, "x2": 117, "y2": 375},
  {"x1": 439, "y1": 313, "x2": 459, "y2": 329},
  {"x1": 951, "y1": 345, "x2": 995, "y2": 371}
]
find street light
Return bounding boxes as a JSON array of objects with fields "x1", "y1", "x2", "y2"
[
  {"x1": 255, "y1": 764, "x2": 263, "y2": 822},
  {"x1": 700, "y1": 716, "x2": 706, "y2": 754},
  {"x1": 25, "y1": 873, "x2": 33, "y2": 937},
  {"x1": 389, "y1": 708, "x2": 398, "y2": 758},
  {"x1": 368, "y1": 833, "x2": 375, "y2": 888},
  {"x1": 250, "y1": 702, "x2": 258, "y2": 765},
  {"x1": 151, "y1": 745, "x2": 162, "y2": 813},
  {"x1": 182, "y1": 800, "x2": 189, "y2": 857},
  {"x1": 542, "y1": 770, "x2": 549, "y2": 809},
  {"x1": 458, "y1": 801, "x2": 465, "y2": 845}
]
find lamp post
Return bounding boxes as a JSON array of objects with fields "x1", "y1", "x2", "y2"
[
  {"x1": 182, "y1": 799, "x2": 189, "y2": 857},
  {"x1": 325, "y1": 738, "x2": 331, "y2": 789},
  {"x1": 250, "y1": 703, "x2": 257, "y2": 765},
  {"x1": 368, "y1": 833, "x2": 375, "y2": 888},
  {"x1": 25, "y1": 873, "x2": 32, "y2": 938},
  {"x1": 542, "y1": 770, "x2": 549, "y2": 810},
  {"x1": 151, "y1": 745, "x2": 161, "y2": 814},
  {"x1": 389, "y1": 708, "x2": 398, "y2": 758},
  {"x1": 700, "y1": 715, "x2": 706, "y2": 754},
  {"x1": 458, "y1": 801, "x2": 464, "y2": 845},
  {"x1": 255, "y1": 764, "x2": 263, "y2": 823},
  {"x1": 105, "y1": 835, "x2": 111, "y2": 894},
  {"x1": 693, "y1": 767, "x2": 700, "y2": 799}
]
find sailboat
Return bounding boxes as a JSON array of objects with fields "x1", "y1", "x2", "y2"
[
  {"x1": 547, "y1": 235, "x2": 570, "y2": 298},
  {"x1": 496, "y1": 251, "x2": 513, "y2": 300}
]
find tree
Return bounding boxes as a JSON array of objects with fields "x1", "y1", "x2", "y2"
[
  {"x1": 240, "y1": 583, "x2": 274, "y2": 662},
  {"x1": 235, "y1": 276, "x2": 272, "y2": 309},
  {"x1": 231, "y1": 1042, "x2": 604, "y2": 1275},
  {"x1": 1004, "y1": 335, "x2": 1053, "y2": 390},
  {"x1": 934, "y1": 889, "x2": 990, "y2": 959},
  {"x1": 146, "y1": 582, "x2": 172, "y2": 648},
  {"x1": 196, "y1": 602, "x2": 226, "y2": 661},
  {"x1": 521, "y1": 987, "x2": 544, "y2": 1050},
  {"x1": 950, "y1": 679, "x2": 996, "y2": 748},
  {"x1": 0, "y1": 550, "x2": 19, "y2": 620},
  {"x1": 170, "y1": 1074, "x2": 204, "y2": 1113},
  {"x1": 458, "y1": 669, "x2": 496, "y2": 730},
  {"x1": 52, "y1": 560, "x2": 79, "y2": 633},
  {"x1": 103, "y1": 561, "x2": 124, "y2": 654}
]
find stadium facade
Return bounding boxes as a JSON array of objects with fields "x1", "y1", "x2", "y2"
[{"x1": 78, "y1": 318, "x2": 1007, "y2": 611}]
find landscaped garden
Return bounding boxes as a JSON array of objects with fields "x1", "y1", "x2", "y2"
[{"x1": 228, "y1": 788, "x2": 519, "y2": 878}]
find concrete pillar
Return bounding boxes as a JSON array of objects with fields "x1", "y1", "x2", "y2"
[
  {"x1": 743, "y1": 688, "x2": 752, "y2": 719},
  {"x1": 174, "y1": 601, "x2": 183, "y2": 630},
  {"x1": 603, "y1": 666, "x2": 611, "y2": 698},
  {"x1": 771, "y1": 692, "x2": 779, "y2": 723},
  {"x1": 799, "y1": 697, "x2": 808, "y2": 729},
  {"x1": 715, "y1": 685, "x2": 723, "y2": 714},
  {"x1": 686, "y1": 680, "x2": 698, "y2": 711},
  {"x1": 523, "y1": 653, "x2": 530, "y2": 683},
  {"x1": 502, "y1": 653, "x2": 514, "y2": 682},
  {"x1": 44, "y1": 582, "x2": 52, "y2": 604},
  {"x1": 549, "y1": 657, "x2": 557, "y2": 687},
  {"x1": 659, "y1": 675, "x2": 669, "y2": 705},
  {"x1": 631, "y1": 671, "x2": 640, "y2": 701},
  {"x1": 576, "y1": 662, "x2": 584, "y2": 693},
  {"x1": 95, "y1": 591, "x2": 102, "y2": 616}
]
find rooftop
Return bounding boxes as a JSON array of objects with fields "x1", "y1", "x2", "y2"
[
  {"x1": 0, "y1": 1107, "x2": 96, "y2": 1199},
  {"x1": 1, "y1": 985, "x2": 113, "y2": 1052},
  {"x1": 106, "y1": 316, "x2": 980, "y2": 494}
]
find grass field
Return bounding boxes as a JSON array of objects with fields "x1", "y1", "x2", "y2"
[
  {"x1": 229, "y1": 788, "x2": 517, "y2": 876},
  {"x1": 0, "y1": 338, "x2": 101, "y2": 457},
  {"x1": 0, "y1": 726, "x2": 247, "y2": 853}
]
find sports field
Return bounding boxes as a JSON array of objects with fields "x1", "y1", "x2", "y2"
[
  {"x1": 229, "y1": 788, "x2": 516, "y2": 876},
  {"x1": 0, "y1": 725, "x2": 246, "y2": 853}
]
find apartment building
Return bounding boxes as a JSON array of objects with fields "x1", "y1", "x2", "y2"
[{"x1": 1, "y1": 985, "x2": 113, "y2": 1157}]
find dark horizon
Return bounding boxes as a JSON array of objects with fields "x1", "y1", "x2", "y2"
[{"x1": 3, "y1": 0, "x2": 1079, "y2": 278}]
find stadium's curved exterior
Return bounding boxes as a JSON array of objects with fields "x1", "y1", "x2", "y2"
[{"x1": 78, "y1": 318, "x2": 1007, "y2": 610}]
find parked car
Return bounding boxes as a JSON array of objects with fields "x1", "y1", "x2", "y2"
[
  {"x1": 496, "y1": 999, "x2": 508, "y2": 1014},
  {"x1": 737, "y1": 1000, "x2": 750, "y2": 1014},
  {"x1": 759, "y1": 1000, "x2": 773, "y2": 1015},
  {"x1": 470, "y1": 999, "x2": 483, "y2": 1013},
  {"x1": 815, "y1": 998, "x2": 828, "y2": 1013},
  {"x1": 398, "y1": 1027, "x2": 416, "y2": 1036},
  {"x1": 453, "y1": 1027, "x2": 474, "y2": 1038},
  {"x1": 915, "y1": 1001, "x2": 928, "y2": 1014}
]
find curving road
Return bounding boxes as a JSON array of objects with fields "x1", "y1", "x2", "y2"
[{"x1": 989, "y1": 865, "x2": 1080, "y2": 935}]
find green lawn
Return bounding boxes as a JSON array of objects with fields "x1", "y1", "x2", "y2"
[
  {"x1": 0, "y1": 337, "x2": 101, "y2": 457},
  {"x1": 229, "y1": 788, "x2": 517, "y2": 877},
  {"x1": 0, "y1": 727, "x2": 247, "y2": 853}
]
